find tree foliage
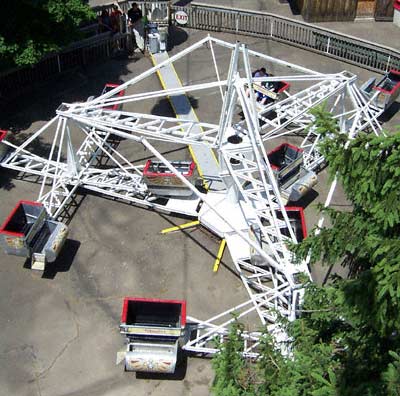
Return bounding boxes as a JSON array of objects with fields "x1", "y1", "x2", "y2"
[
  {"x1": 211, "y1": 107, "x2": 400, "y2": 395},
  {"x1": 212, "y1": 320, "x2": 258, "y2": 395},
  {"x1": 296, "y1": 106, "x2": 400, "y2": 336},
  {"x1": 0, "y1": 1, "x2": 94, "y2": 70}
]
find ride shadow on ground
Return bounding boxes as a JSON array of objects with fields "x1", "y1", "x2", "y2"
[{"x1": 23, "y1": 239, "x2": 81, "y2": 279}]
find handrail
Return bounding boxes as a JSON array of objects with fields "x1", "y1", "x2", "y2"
[
  {"x1": 0, "y1": 33, "x2": 129, "y2": 101},
  {"x1": 1, "y1": 1, "x2": 399, "y2": 102},
  {"x1": 190, "y1": 2, "x2": 400, "y2": 54},
  {"x1": 0, "y1": 32, "x2": 128, "y2": 78},
  {"x1": 171, "y1": 2, "x2": 400, "y2": 74}
]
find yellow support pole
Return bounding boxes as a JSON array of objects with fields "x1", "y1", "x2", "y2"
[
  {"x1": 213, "y1": 239, "x2": 226, "y2": 273},
  {"x1": 161, "y1": 220, "x2": 200, "y2": 234}
]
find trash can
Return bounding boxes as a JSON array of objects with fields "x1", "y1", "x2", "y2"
[
  {"x1": 148, "y1": 32, "x2": 160, "y2": 53},
  {"x1": 159, "y1": 26, "x2": 168, "y2": 51}
]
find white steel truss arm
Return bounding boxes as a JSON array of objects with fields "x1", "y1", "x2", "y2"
[{"x1": 59, "y1": 110, "x2": 220, "y2": 147}]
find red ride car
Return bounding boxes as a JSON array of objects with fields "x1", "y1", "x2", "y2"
[{"x1": 101, "y1": 83, "x2": 125, "y2": 111}]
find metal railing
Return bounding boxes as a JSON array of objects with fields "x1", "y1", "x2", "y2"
[
  {"x1": 92, "y1": 1, "x2": 129, "y2": 16},
  {"x1": 171, "y1": 3, "x2": 400, "y2": 74},
  {"x1": 0, "y1": 33, "x2": 129, "y2": 102},
  {"x1": 1, "y1": 1, "x2": 400, "y2": 102}
]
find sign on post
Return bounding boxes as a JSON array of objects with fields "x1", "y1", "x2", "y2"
[{"x1": 175, "y1": 10, "x2": 188, "y2": 25}]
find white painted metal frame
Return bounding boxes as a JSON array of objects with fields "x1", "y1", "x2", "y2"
[{"x1": 0, "y1": 35, "x2": 385, "y2": 358}]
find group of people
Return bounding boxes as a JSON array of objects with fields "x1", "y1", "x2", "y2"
[
  {"x1": 97, "y1": 3, "x2": 142, "y2": 35},
  {"x1": 98, "y1": 5, "x2": 123, "y2": 34},
  {"x1": 97, "y1": 3, "x2": 144, "y2": 52}
]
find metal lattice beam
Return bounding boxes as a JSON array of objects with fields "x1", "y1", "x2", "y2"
[{"x1": 0, "y1": 35, "x2": 386, "y2": 357}]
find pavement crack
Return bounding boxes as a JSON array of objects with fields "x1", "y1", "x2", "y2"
[
  {"x1": 37, "y1": 299, "x2": 80, "y2": 380},
  {"x1": 35, "y1": 376, "x2": 43, "y2": 396}
]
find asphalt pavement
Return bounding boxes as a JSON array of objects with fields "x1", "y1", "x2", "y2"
[{"x1": 0, "y1": 12, "x2": 399, "y2": 396}]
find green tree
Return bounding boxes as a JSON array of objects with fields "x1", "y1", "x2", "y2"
[
  {"x1": 0, "y1": 0, "x2": 94, "y2": 70},
  {"x1": 211, "y1": 107, "x2": 400, "y2": 396},
  {"x1": 212, "y1": 320, "x2": 256, "y2": 396},
  {"x1": 293, "y1": 107, "x2": 400, "y2": 394},
  {"x1": 211, "y1": 309, "x2": 340, "y2": 396},
  {"x1": 382, "y1": 351, "x2": 400, "y2": 396}
]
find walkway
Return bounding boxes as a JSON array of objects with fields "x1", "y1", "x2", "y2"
[
  {"x1": 152, "y1": 51, "x2": 225, "y2": 190},
  {"x1": 89, "y1": 0, "x2": 399, "y2": 51},
  {"x1": 180, "y1": 0, "x2": 400, "y2": 51}
]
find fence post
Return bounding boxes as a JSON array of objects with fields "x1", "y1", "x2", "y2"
[
  {"x1": 218, "y1": 10, "x2": 222, "y2": 31},
  {"x1": 270, "y1": 20, "x2": 274, "y2": 37},
  {"x1": 386, "y1": 55, "x2": 391, "y2": 72},
  {"x1": 235, "y1": 13, "x2": 239, "y2": 33},
  {"x1": 57, "y1": 55, "x2": 62, "y2": 73},
  {"x1": 326, "y1": 37, "x2": 331, "y2": 54}
]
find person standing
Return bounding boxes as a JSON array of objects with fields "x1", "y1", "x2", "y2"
[
  {"x1": 246, "y1": 67, "x2": 268, "y2": 98},
  {"x1": 127, "y1": 3, "x2": 144, "y2": 52},
  {"x1": 127, "y1": 2, "x2": 142, "y2": 25},
  {"x1": 110, "y1": 4, "x2": 123, "y2": 33},
  {"x1": 98, "y1": 9, "x2": 113, "y2": 34}
]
